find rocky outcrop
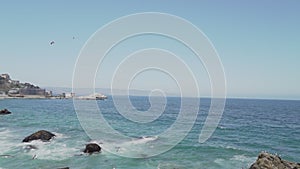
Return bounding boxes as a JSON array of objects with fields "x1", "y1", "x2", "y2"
[
  {"x1": 0, "y1": 73, "x2": 48, "y2": 97},
  {"x1": 22, "y1": 130, "x2": 55, "y2": 142},
  {"x1": 249, "y1": 152, "x2": 300, "y2": 169},
  {"x1": 83, "y1": 143, "x2": 101, "y2": 154},
  {"x1": 0, "y1": 109, "x2": 11, "y2": 115}
]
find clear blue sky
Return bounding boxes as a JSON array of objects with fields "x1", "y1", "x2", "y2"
[{"x1": 0, "y1": 1, "x2": 299, "y2": 99}]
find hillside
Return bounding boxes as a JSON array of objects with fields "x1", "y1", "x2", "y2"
[{"x1": 0, "y1": 74, "x2": 47, "y2": 96}]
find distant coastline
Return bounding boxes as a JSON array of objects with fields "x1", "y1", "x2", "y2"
[
  {"x1": 1, "y1": 73, "x2": 299, "y2": 101},
  {"x1": 0, "y1": 73, "x2": 52, "y2": 98},
  {"x1": 0, "y1": 73, "x2": 107, "y2": 100}
]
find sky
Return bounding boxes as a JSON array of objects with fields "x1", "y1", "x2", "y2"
[{"x1": 0, "y1": 0, "x2": 299, "y2": 99}]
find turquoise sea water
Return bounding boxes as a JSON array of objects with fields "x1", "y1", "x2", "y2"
[{"x1": 0, "y1": 97, "x2": 299, "y2": 169}]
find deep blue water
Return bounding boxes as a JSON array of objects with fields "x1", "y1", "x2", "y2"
[{"x1": 0, "y1": 97, "x2": 299, "y2": 169}]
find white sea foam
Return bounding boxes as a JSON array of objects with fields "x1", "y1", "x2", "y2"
[
  {"x1": 52, "y1": 132, "x2": 69, "y2": 139},
  {"x1": 0, "y1": 128, "x2": 17, "y2": 154},
  {"x1": 130, "y1": 136, "x2": 158, "y2": 145},
  {"x1": 98, "y1": 135, "x2": 159, "y2": 157},
  {"x1": 157, "y1": 162, "x2": 184, "y2": 169},
  {"x1": 21, "y1": 134, "x2": 78, "y2": 160},
  {"x1": 214, "y1": 154, "x2": 256, "y2": 168},
  {"x1": 217, "y1": 125, "x2": 226, "y2": 129},
  {"x1": 207, "y1": 142, "x2": 241, "y2": 151},
  {"x1": 231, "y1": 154, "x2": 256, "y2": 162},
  {"x1": 25, "y1": 141, "x2": 77, "y2": 160}
]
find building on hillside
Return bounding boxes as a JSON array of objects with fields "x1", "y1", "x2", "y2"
[
  {"x1": 0, "y1": 91, "x2": 7, "y2": 97},
  {"x1": 45, "y1": 91, "x2": 53, "y2": 97},
  {"x1": 65, "y1": 93, "x2": 75, "y2": 98},
  {"x1": 19, "y1": 87, "x2": 46, "y2": 96},
  {"x1": 8, "y1": 88, "x2": 19, "y2": 94},
  {"x1": 11, "y1": 80, "x2": 20, "y2": 85},
  {"x1": 0, "y1": 74, "x2": 10, "y2": 80}
]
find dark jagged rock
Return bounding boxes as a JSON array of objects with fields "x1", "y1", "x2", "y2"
[
  {"x1": 0, "y1": 109, "x2": 11, "y2": 115},
  {"x1": 83, "y1": 143, "x2": 101, "y2": 154},
  {"x1": 22, "y1": 130, "x2": 55, "y2": 142},
  {"x1": 249, "y1": 152, "x2": 300, "y2": 169},
  {"x1": 57, "y1": 167, "x2": 69, "y2": 169}
]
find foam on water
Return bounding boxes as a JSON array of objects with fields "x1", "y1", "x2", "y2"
[
  {"x1": 214, "y1": 154, "x2": 256, "y2": 169},
  {"x1": 217, "y1": 125, "x2": 227, "y2": 130},
  {"x1": 157, "y1": 162, "x2": 185, "y2": 169},
  {"x1": 25, "y1": 142, "x2": 77, "y2": 160},
  {"x1": 230, "y1": 154, "x2": 256, "y2": 163},
  {"x1": 20, "y1": 132, "x2": 78, "y2": 160},
  {"x1": 0, "y1": 128, "x2": 17, "y2": 154},
  {"x1": 129, "y1": 136, "x2": 158, "y2": 145},
  {"x1": 97, "y1": 135, "x2": 159, "y2": 157},
  {"x1": 207, "y1": 142, "x2": 242, "y2": 151},
  {"x1": 52, "y1": 132, "x2": 69, "y2": 139}
]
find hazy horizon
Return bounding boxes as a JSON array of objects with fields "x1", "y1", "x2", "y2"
[{"x1": 1, "y1": 1, "x2": 300, "y2": 100}]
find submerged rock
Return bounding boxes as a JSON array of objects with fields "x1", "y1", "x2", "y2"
[
  {"x1": 0, "y1": 154, "x2": 14, "y2": 158},
  {"x1": 83, "y1": 143, "x2": 101, "y2": 154},
  {"x1": 249, "y1": 152, "x2": 300, "y2": 169},
  {"x1": 22, "y1": 130, "x2": 55, "y2": 142},
  {"x1": 0, "y1": 109, "x2": 11, "y2": 115},
  {"x1": 23, "y1": 144, "x2": 38, "y2": 150},
  {"x1": 23, "y1": 145, "x2": 38, "y2": 153}
]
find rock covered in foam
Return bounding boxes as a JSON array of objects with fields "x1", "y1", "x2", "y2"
[
  {"x1": 22, "y1": 130, "x2": 55, "y2": 142},
  {"x1": 249, "y1": 152, "x2": 300, "y2": 169}
]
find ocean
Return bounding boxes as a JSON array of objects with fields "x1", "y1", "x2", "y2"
[{"x1": 0, "y1": 97, "x2": 299, "y2": 169}]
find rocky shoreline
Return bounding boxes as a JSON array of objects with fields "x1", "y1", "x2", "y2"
[{"x1": 250, "y1": 152, "x2": 300, "y2": 169}]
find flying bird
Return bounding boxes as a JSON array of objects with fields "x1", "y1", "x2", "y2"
[{"x1": 50, "y1": 41, "x2": 55, "y2": 45}]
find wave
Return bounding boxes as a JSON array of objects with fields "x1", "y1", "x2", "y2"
[
  {"x1": 19, "y1": 132, "x2": 79, "y2": 160},
  {"x1": 22, "y1": 140, "x2": 78, "y2": 160},
  {"x1": 206, "y1": 142, "x2": 242, "y2": 151},
  {"x1": 95, "y1": 135, "x2": 159, "y2": 157},
  {"x1": 52, "y1": 132, "x2": 69, "y2": 139},
  {"x1": 130, "y1": 136, "x2": 159, "y2": 144},
  {"x1": 217, "y1": 125, "x2": 227, "y2": 130},
  {"x1": 230, "y1": 154, "x2": 256, "y2": 162},
  {"x1": 0, "y1": 128, "x2": 17, "y2": 155},
  {"x1": 157, "y1": 162, "x2": 185, "y2": 169},
  {"x1": 214, "y1": 154, "x2": 256, "y2": 169}
]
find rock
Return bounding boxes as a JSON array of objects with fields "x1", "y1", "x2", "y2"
[
  {"x1": 22, "y1": 130, "x2": 55, "y2": 142},
  {"x1": 83, "y1": 143, "x2": 101, "y2": 154},
  {"x1": 249, "y1": 152, "x2": 300, "y2": 169},
  {"x1": 57, "y1": 167, "x2": 69, "y2": 169},
  {"x1": 0, "y1": 109, "x2": 11, "y2": 115},
  {"x1": 0, "y1": 154, "x2": 14, "y2": 158}
]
